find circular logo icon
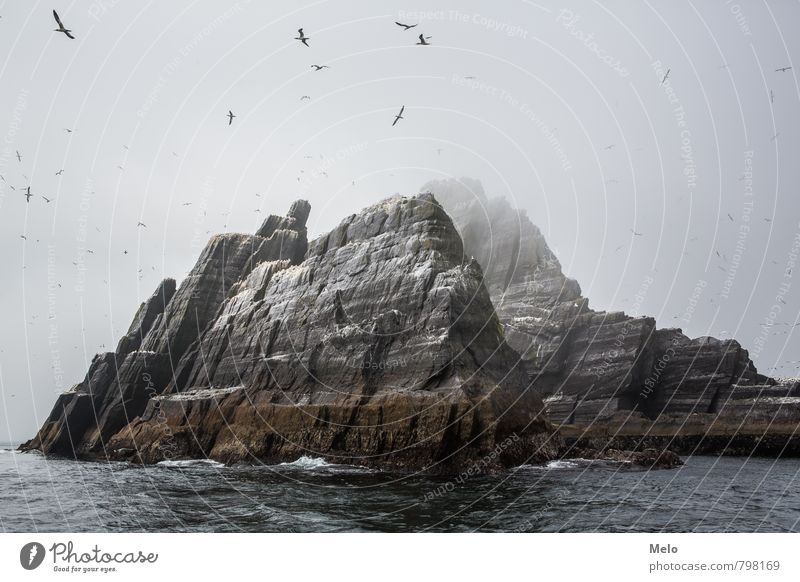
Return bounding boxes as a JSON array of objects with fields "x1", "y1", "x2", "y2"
[{"x1": 20, "y1": 542, "x2": 45, "y2": 570}]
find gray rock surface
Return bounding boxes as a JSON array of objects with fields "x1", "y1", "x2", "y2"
[
  {"x1": 24, "y1": 194, "x2": 557, "y2": 472},
  {"x1": 426, "y1": 178, "x2": 798, "y2": 440}
]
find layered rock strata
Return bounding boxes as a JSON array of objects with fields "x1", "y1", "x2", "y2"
[
  {"x1": 426, "y1": 178, "x2": 800, "y2": 456},
  {"x1": 24, "y1": 194, "x2": 557, "y2": 472}
]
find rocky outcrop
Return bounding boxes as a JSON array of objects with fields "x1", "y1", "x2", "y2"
[
  {"x1": 427, "y1": 178, "x2": 800, "y2": 456},
  {"x1": 22, "y1": 203, "x2": 312, "y2": 458},
  {"x1": 24, "y1": 194, "x2": 558, "y2": 472}
]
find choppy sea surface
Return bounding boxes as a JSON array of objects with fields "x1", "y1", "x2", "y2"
[{"x1": 1, "y1": 445, "x2": 798, "y2": 532}]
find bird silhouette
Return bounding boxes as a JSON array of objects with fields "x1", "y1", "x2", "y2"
[
  {"x1": 295, "y1": 28, "x2": 310, "y2": 47},
  {"x1": 775, "y1": 66, "x2": 792, "y2": 73},
  {"x1": 53, "y1": 10, "x2": 75, "y2": 39},
  {"x1": 311, "y1": 64, "x2": 329, "y2": 71},
  {"x1": 137, "y1": 222, "x2": 147, "y2": 228},
  {"x1": 227, "y1": 110, "x2": 235, "y2": 125},
  {"x1": 630, "y1": 228, "x2": 643, "y2": 236},
  {"x1": 42, "y1": 196, "x2": 52, "y2": 203},
  {"x1": 15, "y1": 150, "x2": 21, "y2": 162},
  {"x1": 55, "y1": 169, "x2": 64, "y2": 176},
  {"x1": 24, "y1": 187, "x2": 32, "y2": 202},
  {"x1": 416, "y1": 34, "x2": 431, "y2": 45},
  {"x1": 395, "y1": 21, "x2": 418, "y2": 30},
  {"x1": 392, "y1": 105, "x2": 405, "y2": 127},
  {"x1": 661, "y1": 69, "x2": 670, "y2": 84}
]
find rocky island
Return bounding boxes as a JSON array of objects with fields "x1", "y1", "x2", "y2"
[{"x1": 22, "y1": 178, "x2": 800, "y2": 471}]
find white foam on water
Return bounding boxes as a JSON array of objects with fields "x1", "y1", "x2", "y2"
[
  {"x1": 276, "y1": 456, "x2": 333, "y2": 470},
  {"x1": 156, "y1": 459, "x2": 225, "y2": 468},
  {"x1": 549, "y1": 460, "x2": 581, "y2": 468},
  {"x1": 520, "y1": 459, "x2": 582, "y2": 470}
]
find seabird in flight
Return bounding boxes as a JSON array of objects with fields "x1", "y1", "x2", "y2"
[
  {"x1": 227, "y1": 110, "x2": 235, "y2": 125},
  {"x1": 775, "y1": 66, "x2": 792, "y2": 73},
  {"x1": 295, "y1": 28, "x2": 310, "y2": 47},
  {"x1": 24, "y1": 187, "x2": 32, "y2": 202},
  {"x1": 42, "y1": 196, "x2": 52, "y2": 203},
  {"x1": 53, "y1": 10, "x2": 75, "y2": 39},
  {"x1": 630, "y1": 228, "x2": 643, "y2": 236},
  {"x1": 395, "y1": 22, "x2": 417, "y2": 30},
  {"x1": 55, "y1": 169, "x2": 64, "y2": 176},
  {"x1": 137, "y1": 221, "x2": 147, "y2": 228},
  {"x1": 661, "y1": 69, "x2": 670, "y2": 84},
  {"x1": 392, "y1": 105, "x2": 405, "y2": 127},
  {"x1": 310, "y1": 64, "x2": 329, "y2": 71},
  {"x1": 416, "y1": 34, "x2": 431, "y2": 45},
  {"x1": 16, "y1": 150, "x2": 21, "y2": 162}
]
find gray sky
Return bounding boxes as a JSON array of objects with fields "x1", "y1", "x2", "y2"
[{"x1": 1, "y1": 1, "x2": 798, "y2": 443}]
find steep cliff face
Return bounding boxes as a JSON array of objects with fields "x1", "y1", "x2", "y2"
[
  {"x1": 426, "y1": 178, "x2": 797, "y2": 438},
  {"x1": 25, "y1": 194, "x2": 557, "y2": 472},
  {"x1": 23, "y1": 202, "x2": 311, "y2": 458}
]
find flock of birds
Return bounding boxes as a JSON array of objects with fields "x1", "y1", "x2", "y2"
[
  {"x1": 2, "y1": 8, "x2": 797, "y2": 361},
  {"x1": 225, "y1": 22, "x2": 429, "y2": 129}
]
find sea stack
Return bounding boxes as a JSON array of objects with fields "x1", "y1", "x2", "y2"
[{"x1": 23, "y1": 193, "x2": 558, "y2": 472}]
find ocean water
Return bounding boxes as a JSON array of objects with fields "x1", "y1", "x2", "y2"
[{"x1": 1, "y1": 446, "x2": 799, "y2": 532}]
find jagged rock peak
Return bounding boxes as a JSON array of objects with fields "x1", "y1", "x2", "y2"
[
  {"x1": 256, "y1": 199, "x2": 310, "y2": 238},
  {"x1": 24, "y1": 190, "x2": 558, "y2": 472}
]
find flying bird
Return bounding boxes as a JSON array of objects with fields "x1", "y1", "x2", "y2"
[
  {"x1": 42, "y1": 196, "x2": 52, "y2": 203},
  {"x1": 661, "y1": 69, "x2": 670, "y2": 84},
  {"x1": 416, "y1": 34, "x2": 431, "y2": 45},
  {"x1": 55, "y1": 169, "x2": 64, "y2": 176},
  {"x1": 299, "y1": 95, "x2": 311, "y2": 101},
  {"x1": 630, "y1": 228, "x2": 643, "y2": 236},
  {"x1": 604, "y1": 144, "x2": 615, "y2": 150},
  {"x1": 64, "y1": 128, "x2": 73, "y2": 133},
  {"x1": 137, "y1": 221, "x2": 147, "y2": 228},
  {"x1": 53, "y1": 10, "x2": 75, "y2": 39},
  {"x1": 727, "y1": 213, "x2": 734, "y2": 221},
  {"x1": 311, "y1": 64, "x2": 329, "y2": 71},
  {"x1": 16, "y1": 150, "x2": 21, "y2": 162},
  {"x1": 181, "y1": 202, "x2": 192, "y2": 206},
  {"x1": 295, "y1": 28, "x2": 310, "y2": 47},
  {"x1": 775, "y1": 66, "x2": 792, "y2": 73},
  {"x1": 392, "y1": 105, "x2": 405, "y2": 127},
  {"x1": 24, "y1": 187, "x2": 32, "y2": 202},
  {"x1": 395, "y1": 21, "x2": 417, "y2": 30},
  {"x1": 227, "y1": 110, "x2": 235, "y2": 125}
]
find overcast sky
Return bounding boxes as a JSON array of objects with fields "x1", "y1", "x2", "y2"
[{"x1": 1, "y1": 1, "x2": 798, "y2": 442}]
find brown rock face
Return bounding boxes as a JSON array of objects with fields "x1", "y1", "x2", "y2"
[
  {"x1": 24, "y1": 194, "x2": 558, "y2": 472},
  {"x1": 427, "y1": 177, "x2": 800, "y2": 452}
]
